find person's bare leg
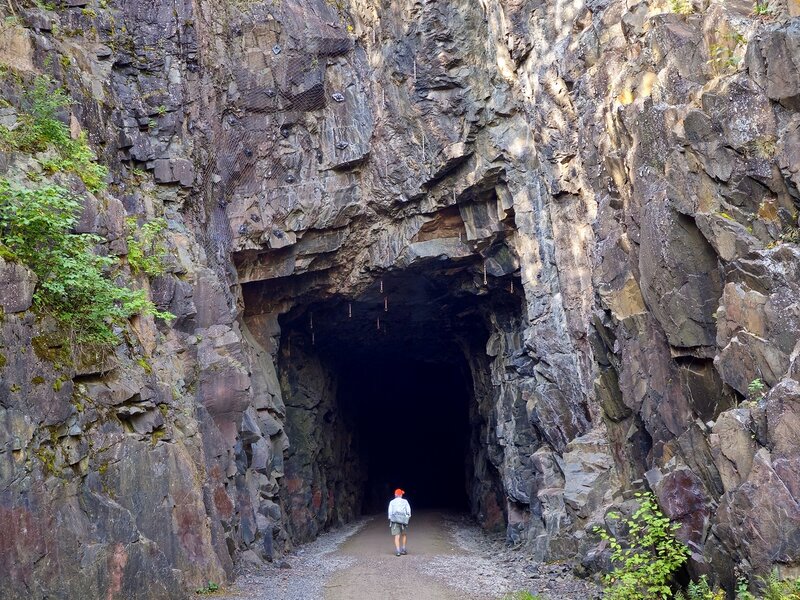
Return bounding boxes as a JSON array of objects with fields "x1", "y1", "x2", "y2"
[
  {"x1": 394, "y1": 533, "x2": 401, "y2": 552},
  {"x1": 401, "y1": 533, "x2": 407, "y2": 552}
]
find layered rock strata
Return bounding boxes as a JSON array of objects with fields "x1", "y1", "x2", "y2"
[{"x1": 1, "y1": 0, "x2": 800, "y2": 597}]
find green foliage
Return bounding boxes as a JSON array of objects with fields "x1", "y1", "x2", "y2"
[
  {"x1": 757, "y1": 570, "x2": 800, "y2": 600},
  {"x1": 748, "y1": 378, "x2": 766, "y2": 401},
  {"x1": 136, "y1": 356, "x2": 152, "y2": 374},
  {"x1": 782, "y1": 225, "x2": 800, "y2": 244},
  {"x1": 0, "y1": 180, "x2": 172, "y2": 346},
  {"x1": 595, "y1": 492, "x2": 690, "y2": 600},
  {"x1": 326, "y1": 0, "x2": 347, "y2": 10},
  {"x1": 670, "y1": 0, "x2": 694, "y2": 15},
  {"x1": 195, "y1": 581, "x2": 219, "y2": 594},
  {"x1": 125, "y1": 217, "x2": 170, "y2": 277},
  {"x1": 503, "y1": 593, "x2": 544, "y2": 600},
  {"x1": 735, "y1": 570, "x2": 800, "y2": 599},
  {"x1": 708, "y1": 44, "x2": 740, "y2": 73},
  {"x1": 708, "y1": 32, "x2": 745, "y2": 75},
  {"x1": 0, "y1": 76, "x2": 108, "y2": 192},
  {"x1": 753, "y1": 1, "x2": 771, "y2": 15},
  {"x1": 737, "y1": 576, "x2": 757, "y2": 600},
  {"x1": 676, "y1": 576, "x2": 725, "y2": 600}
]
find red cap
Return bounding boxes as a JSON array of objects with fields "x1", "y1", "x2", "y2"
[{"x1": 394, "y1": 488, "x2": 404, "y2": 496}]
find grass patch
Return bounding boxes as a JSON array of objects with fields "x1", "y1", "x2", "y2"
[{"x1": 753, "y1": 0, "x2": 771, "y2": 15}]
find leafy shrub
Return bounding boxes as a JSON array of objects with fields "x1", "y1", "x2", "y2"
[
  {"x1": 748, "y1": 378, "x2": 766, "y2": 401},
  {"x1": 707, "y1": 32, "x2": 745, "y2": 75},
  {"x1": 0, "y1": 76, "x2": 107, "y2": 192},
  {"x1": 125, "y1": 216, "x2": 170, "y2": 276},
  {"x1": 708, "y1": 44, "x2": 739, "y2": 73},
  {"x1": 737, "y1": 576, "x2": 756, "y2": 600},
  {"x1": 595, "y1": 492, "x2": 690, "y2": 600},
  {"x1": 0, "y1": 179, "x2": 171, "y2": 345},
  {"x1": 758, "y1": 570, "x2": 800, "y2": 600},
  {"x1": 736, "y1": 571, "x2": 800, "y2": 599},
  {"x1": 676, "y1": 575, "x2": 725, "y2": 600},
  {"x1": 195, "y1": 581, "x2": 219, "y2": 594},
  {"x1": 670, "y1": 0, "x2": 694, "y2": 15}
]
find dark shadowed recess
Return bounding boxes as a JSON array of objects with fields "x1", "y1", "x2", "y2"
[
  {"x1": 274, "y1": 266, "x2": 520, "y2": 517},
  {"x1": 336, "y1": 354, "x2": 472, "y2": 513}
]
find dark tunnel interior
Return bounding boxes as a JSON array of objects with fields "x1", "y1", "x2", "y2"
[
  {"x1": 262, "y1": 266, "x2": 522, "y2": 529},
  {"x1": 336, "y1": 354, "x2": 473, "y2": 514}
]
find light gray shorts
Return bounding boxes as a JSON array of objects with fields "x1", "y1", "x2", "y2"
[{"x1": 390, "y1": 522, "x2": 408, "y2": 536}]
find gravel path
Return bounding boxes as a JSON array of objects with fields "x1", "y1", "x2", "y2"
[
  {"x1": 425, "y1": 513, "x2": 600, "y2": 599},
  {"x1": 217, "y1": 511, "x2": 600, "y2": 600},
  {"x1": 217, "y1": 519, "x2": 368, "y2": 600}
]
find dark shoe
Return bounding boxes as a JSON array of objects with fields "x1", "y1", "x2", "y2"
[
  {"x1": 400, "y1": 549, "x2": 407, "y2": 555},
  {"x1": 395, "y1": 551, "x2": 401, "y2": 557}
]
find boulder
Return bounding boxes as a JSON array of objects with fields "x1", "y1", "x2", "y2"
[
  {"x1": 153, "y1": 158, "x2": 195, "y2": 187},
  {"x1": 0, "y1": 258, "x2": 36, "y2": 314},
  {"x1": 746, "y1": 21, "x2": 800, "y2": 109}
]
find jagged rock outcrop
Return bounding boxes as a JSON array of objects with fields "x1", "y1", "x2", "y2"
[{"x1": 1, "y1": 0, "x2": 800, "y2": 597}]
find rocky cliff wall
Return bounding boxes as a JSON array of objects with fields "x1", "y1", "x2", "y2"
[{"x1": 1, "y1": 0, "x2": 800, "y2": 597}]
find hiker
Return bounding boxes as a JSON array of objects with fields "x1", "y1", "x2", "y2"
[{"x1": 388, "y1": 488, "x2": 411, "y2": 556}]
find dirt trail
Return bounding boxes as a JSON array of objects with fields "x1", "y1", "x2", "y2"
[
  {"x1": 324, "y1": 511, "x2": 483, "y2": 600},
  {"x1": 219, "y1": 512, "x2": 599, "y2": 600}
]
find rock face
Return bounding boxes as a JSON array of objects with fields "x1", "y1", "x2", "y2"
[{"x1": 1, "y1": 0, "x2": 800, "y2": 597}]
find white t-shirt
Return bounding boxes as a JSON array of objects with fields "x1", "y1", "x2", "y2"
[{"x1": 388, "y1": 497, "x2": 411, "y2": 523}]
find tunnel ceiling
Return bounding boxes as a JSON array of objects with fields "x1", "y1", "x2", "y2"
[{"x1": 247, "y1": 257, "x2": 521, "y2": 363}]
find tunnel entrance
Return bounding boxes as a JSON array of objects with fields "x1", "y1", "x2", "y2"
[
  {"x1": 244, "y1": 263, "x2": 520, "y2": 543},
  {"x1": 337, "y1": 354, "x2": 472, "y2": 514}
]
